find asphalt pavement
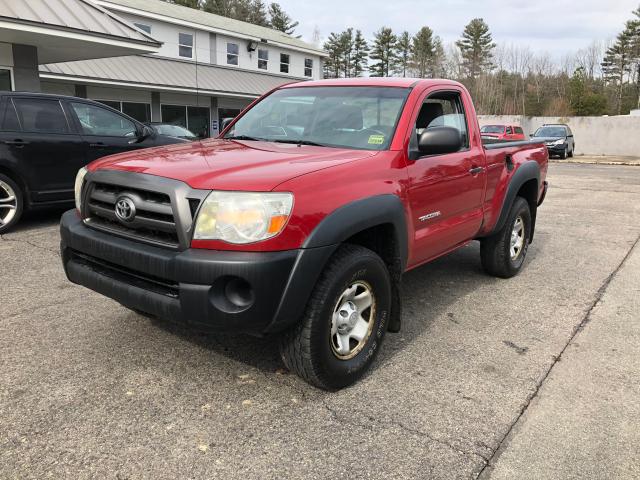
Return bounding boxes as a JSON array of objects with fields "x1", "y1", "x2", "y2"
[{"x1": 1, "y1": 163, "x2": 639, "y2": 479}]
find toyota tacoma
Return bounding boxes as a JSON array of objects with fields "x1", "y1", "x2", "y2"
[{"x1": 61, "y1": 78, "x2": 548, "y2": 390}]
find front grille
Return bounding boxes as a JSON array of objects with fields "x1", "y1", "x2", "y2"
[{"x1": 85, "y1": 182, "x2": 180, "y2": 248}]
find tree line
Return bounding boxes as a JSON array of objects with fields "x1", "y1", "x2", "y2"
[
  {"x1": 323, "y1": 8, "x2": 640, "y2": 116},
  {"x1": 167, "y1": 0, "x2": 299, "y2": 35},
  {"x1": 168, "y1": 1, "x2": 640, "y2": 116}
]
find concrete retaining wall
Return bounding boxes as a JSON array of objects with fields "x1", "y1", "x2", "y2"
[{"x1": 478, "y1": 115, "x2": 640, "y2": 157}]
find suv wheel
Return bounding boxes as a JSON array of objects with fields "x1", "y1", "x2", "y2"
[
  {"x1": 0, "y1": 174, "x2": 23, "y2": 234},
  {"x1": 568, "y1": 146, "x2": 574, "y2": 158},
  {"x1": 280, "y1": 244, "x2": 391, "y2": 390},
  {"x1": 559, "y1": 147, "x2": 567, "y2": 159},
  {"x1": 480, "y1": 196, "x2": 532, "y2": 278}
]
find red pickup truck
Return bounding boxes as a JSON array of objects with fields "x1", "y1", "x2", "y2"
[{"x1": 61, "y1": 78, "x2": 548, "y2": 390}]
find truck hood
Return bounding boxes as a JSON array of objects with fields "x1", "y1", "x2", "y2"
[{"x1": 90, "y1": 139, "x2": 379, "y2": 191}]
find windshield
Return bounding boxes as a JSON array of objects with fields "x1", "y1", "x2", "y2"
[
  {"x1": 154, "y1": 124, "x2": 196, "y2": 138},
  {"x1": 225, "y1": 86, "x2": 411, "y2": 151},
  {"x1": 534, "y1": 126, "x2": 566, "y2": 138},
  {"x1": 481, "y1": 125, "x2": 505, "y2": 134}
]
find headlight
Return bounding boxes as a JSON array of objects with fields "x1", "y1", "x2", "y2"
[
  {"x1": 74, "y1": 167, "x2": 88, "y2": 211},
  {"x1": 193, "y1": 191, "x2": 293, "y2": 243},
  {"x1": 552, "y1": 139, "x2": 565, "y2": 145}
]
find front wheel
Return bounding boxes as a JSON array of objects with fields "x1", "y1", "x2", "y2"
[
  {"x1": 480, "y1": 197, "x2": 532, "y2": 278},
  {"x1": 559, "y1": 147, "x2": 567, "y2": 160},
  {"x1": 279, "y1": 244, "x2": 391, "y2": 390}
]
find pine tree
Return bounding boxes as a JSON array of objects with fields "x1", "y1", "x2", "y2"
[
  {"x1": 456, "y1": 18, "x2": 496, "y2": 79},
  {"x1": 602, "y1": 28, "x2": 635, "y2": 114},
  {"x1": 410, "y1": 26, "x2": 436, "y2": 78},
  {"x1": 202, "y1": 0, "x2": 232, "y2": 16},
  {"x1": 370, "y1": 27, "x2": 398, "y2": 77},
  {"x1": 268, "y1": 3, "x2": 299, "y2": 35},
  {"x1": 323, "y1": 32, "x2": 344, "y2": 78},
  {"x1": 247, "y1": 0, "x2": 269, "y2": 26},
  {"x1": 351, "y1": 30, "x2": 369, "y2": 77},
  {"x1": 173, "y1": 0, "x2": 200, "y2": 7},
  {"x1": 432, "y1": 36, "x2": 446, "y2": 78},
  {"x1": 395, "y1": 31, "x2": 412, "y2": 77},
  {"x1": 338, "y1": 29, "x2": 354, "y2": 77}
]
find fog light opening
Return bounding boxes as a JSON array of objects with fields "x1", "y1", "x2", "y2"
[{"x1": 209, "y1": 276, "x2": 255, "y2": 313}]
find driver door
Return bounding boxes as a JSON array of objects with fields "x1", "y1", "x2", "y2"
[{"x1": 66, "y1": 101, "x2": 143, "y2": 162}]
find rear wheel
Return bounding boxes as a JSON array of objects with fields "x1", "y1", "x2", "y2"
[
  {"x1": 0, "y1": 174, "x2": 23, "y2": 234},
  {"x1": 279, "y1": 244, "x2": 391, "y2": 390},
  {"x1": 481, "y1": 197, "x2": 531, "y2": 278}
]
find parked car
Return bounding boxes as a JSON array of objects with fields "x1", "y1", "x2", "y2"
[
  {"x1": 480, "y1": 124, "x2": 526, "y2": 141},
  {"x1": 531, "y1": 124, "x2": 575, "y2": 159},
  {"x1": 61, "y1": 78, "x2": 548, "y2": 390},
  {"x1": 0, "y1": 92, "x2": 188, "y2": 233},
  {"x1": 145, "y1": 122, "x2": 198, "y2": 141}
]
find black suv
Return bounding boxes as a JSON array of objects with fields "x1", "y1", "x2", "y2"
[
  {"x1": 531, "y1": 124, "x2": 575, "y2": 159},
  {"x1": 0, "y1": 92, "x2": 188, "y2": 233}
]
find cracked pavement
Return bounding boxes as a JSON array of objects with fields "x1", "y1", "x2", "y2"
[{"x1": 1, "y1": 163, "x2": 639, "y2": 479}]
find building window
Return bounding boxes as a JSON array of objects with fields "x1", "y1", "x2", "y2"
[
  {"x1": 258, "y1": 49, "x2": 268, "y2": 70},
  {"x1": 304, "y1": 58, "x2": 313, "y2": 77},
  {"x1": 227, "y1": 43, "x2": 239, "y2": 65},
  {"x1": 0, "y1": 69, "x2": 13, "y2": 91},
  {"x1": 179, "y1": 33, "x2": 193, "y2": 58},
  {"x1": 280, "y1": 53, "x2": 290, "y2": 74},
  {"x1": 134, "y1": 23, "x2": 151, "y2": 34},
  {"x1": 161, "y1": 104, "x2": 211, "y2": 138},
  {"x1": 95, "y1": 101, "x2": 151, "y2": 123}
]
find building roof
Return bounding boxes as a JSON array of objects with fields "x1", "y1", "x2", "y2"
[
  {"x1": 0, "y1": 0, "x2": 160, "y2": 63},
  {"x1": 98, "y1": 0, "x2": 327, "y2": 56},
  {"x1": 40, "y1": 55, "x2": 304, "y2": 98}
]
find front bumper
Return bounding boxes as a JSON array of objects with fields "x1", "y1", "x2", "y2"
[
  {"x1": 60, "y1": 210, "x2": 334, "y2": 335},
  {"x1": 545, "y1": 144, "x2": 566, "y2": 154}
]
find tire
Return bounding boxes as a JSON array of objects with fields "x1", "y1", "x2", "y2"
[
  {"x1": 279, "y1": 244, "x2": 392, "y2": 390},
  {"x1": 568, "y1": 145, "x2": 574, "y2": 158},
  {"x1": 0, "y1": 173, "x2": 24, "y2": 234},
  {"x1": 559, "y1": 147, "x2": 567, "y2": 160},
  {"x1": 480, "y1": 197, "x2": 531, "y2": 279}
]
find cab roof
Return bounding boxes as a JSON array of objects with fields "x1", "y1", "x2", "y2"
[{"x1": 280, "y1": 77, "x2": 464, "y2": 89}]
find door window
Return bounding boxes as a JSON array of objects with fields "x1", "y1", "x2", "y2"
[
  {"x1": 415, "y1": 91, "x2": 469, "y2": 150},
  {"x1": 2, "y1": 100, "x2": 20, "y2": 130},
  {"x1": 13, "y1": 98, "x2": 69, "y2": 134},
  {"x1": 71, "y1": 102, "x2": 137, "y2": 137},
  {"x1": 506, "y1": 127, "x2": 513, "y2": 134},
  {"x1": 515, "y1": 127, "x2": 524, "y2": 135}
]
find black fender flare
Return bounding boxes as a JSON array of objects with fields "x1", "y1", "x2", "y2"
[
  {"x1": 265, "y1": 194, "x2": 408, "y2": 334},
  {"x1": 303, "y1": 194, "x2": 408, "y2": 268},
  {"x1": 488, "y1": 161, "x2": 540, "y2": 238}
]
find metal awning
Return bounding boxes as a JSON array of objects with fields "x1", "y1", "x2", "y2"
[
  {"x1": 40, "y1": 55, "x2": 305, "y2": 98},
  {"x1": 0, "y1": 0, "x2": 160, "y2": 63}
]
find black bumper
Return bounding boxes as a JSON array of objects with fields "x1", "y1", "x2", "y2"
[{"x1": 60, "y1": 210, "x2": 335, "y2": 335}]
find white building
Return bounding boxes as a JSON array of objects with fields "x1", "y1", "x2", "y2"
[{"x1": 0, "y1": 0, "x2": 326, "y2": 137}]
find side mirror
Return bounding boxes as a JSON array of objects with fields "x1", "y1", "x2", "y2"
[
  {"x1": 221, "y1": 117, "x2": 235, "y2": 131},
  {"x1": 417, "y1": 126, "x2": 463, "y2": 156},
  {"x1": 131, "y1": 125, "x2": 154, "y2": 144}
]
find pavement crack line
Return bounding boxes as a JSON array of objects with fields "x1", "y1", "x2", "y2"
[
  {"x1": 321, "y1": 398, "x2": 490, "y2": 463},
  {"x1": 0, "y1": 234, "x2": 60, "y2": 256},
  {"x1": 475, "y1": 232, "x2": 640, "y2": 480}
]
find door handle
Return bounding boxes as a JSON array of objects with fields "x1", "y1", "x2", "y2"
[
  {"x1": 89, "y1": 142, "x2": 106, "y2": 148},
  {"x1": 4, "y1": 139, "x2": 29, "y2": 147},
  {"x1": 469, "y1": 166, "x2": 484, "y2": 175}
]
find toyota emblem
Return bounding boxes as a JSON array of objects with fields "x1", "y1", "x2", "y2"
[{"x1": 114, "y1": 196, "x2": 136, "y2": 223}]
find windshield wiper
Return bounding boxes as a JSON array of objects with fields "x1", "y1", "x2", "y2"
[
  {"x1": 225, "y1": 135, "x2": 265, "y2": 141},
  {"x1": 271, "y1": 139, "x2": 328, "y2": 147}
]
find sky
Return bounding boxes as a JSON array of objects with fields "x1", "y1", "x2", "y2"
[{"x1": 276, "y1": 0, "x2": 639, "y2": 58}]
